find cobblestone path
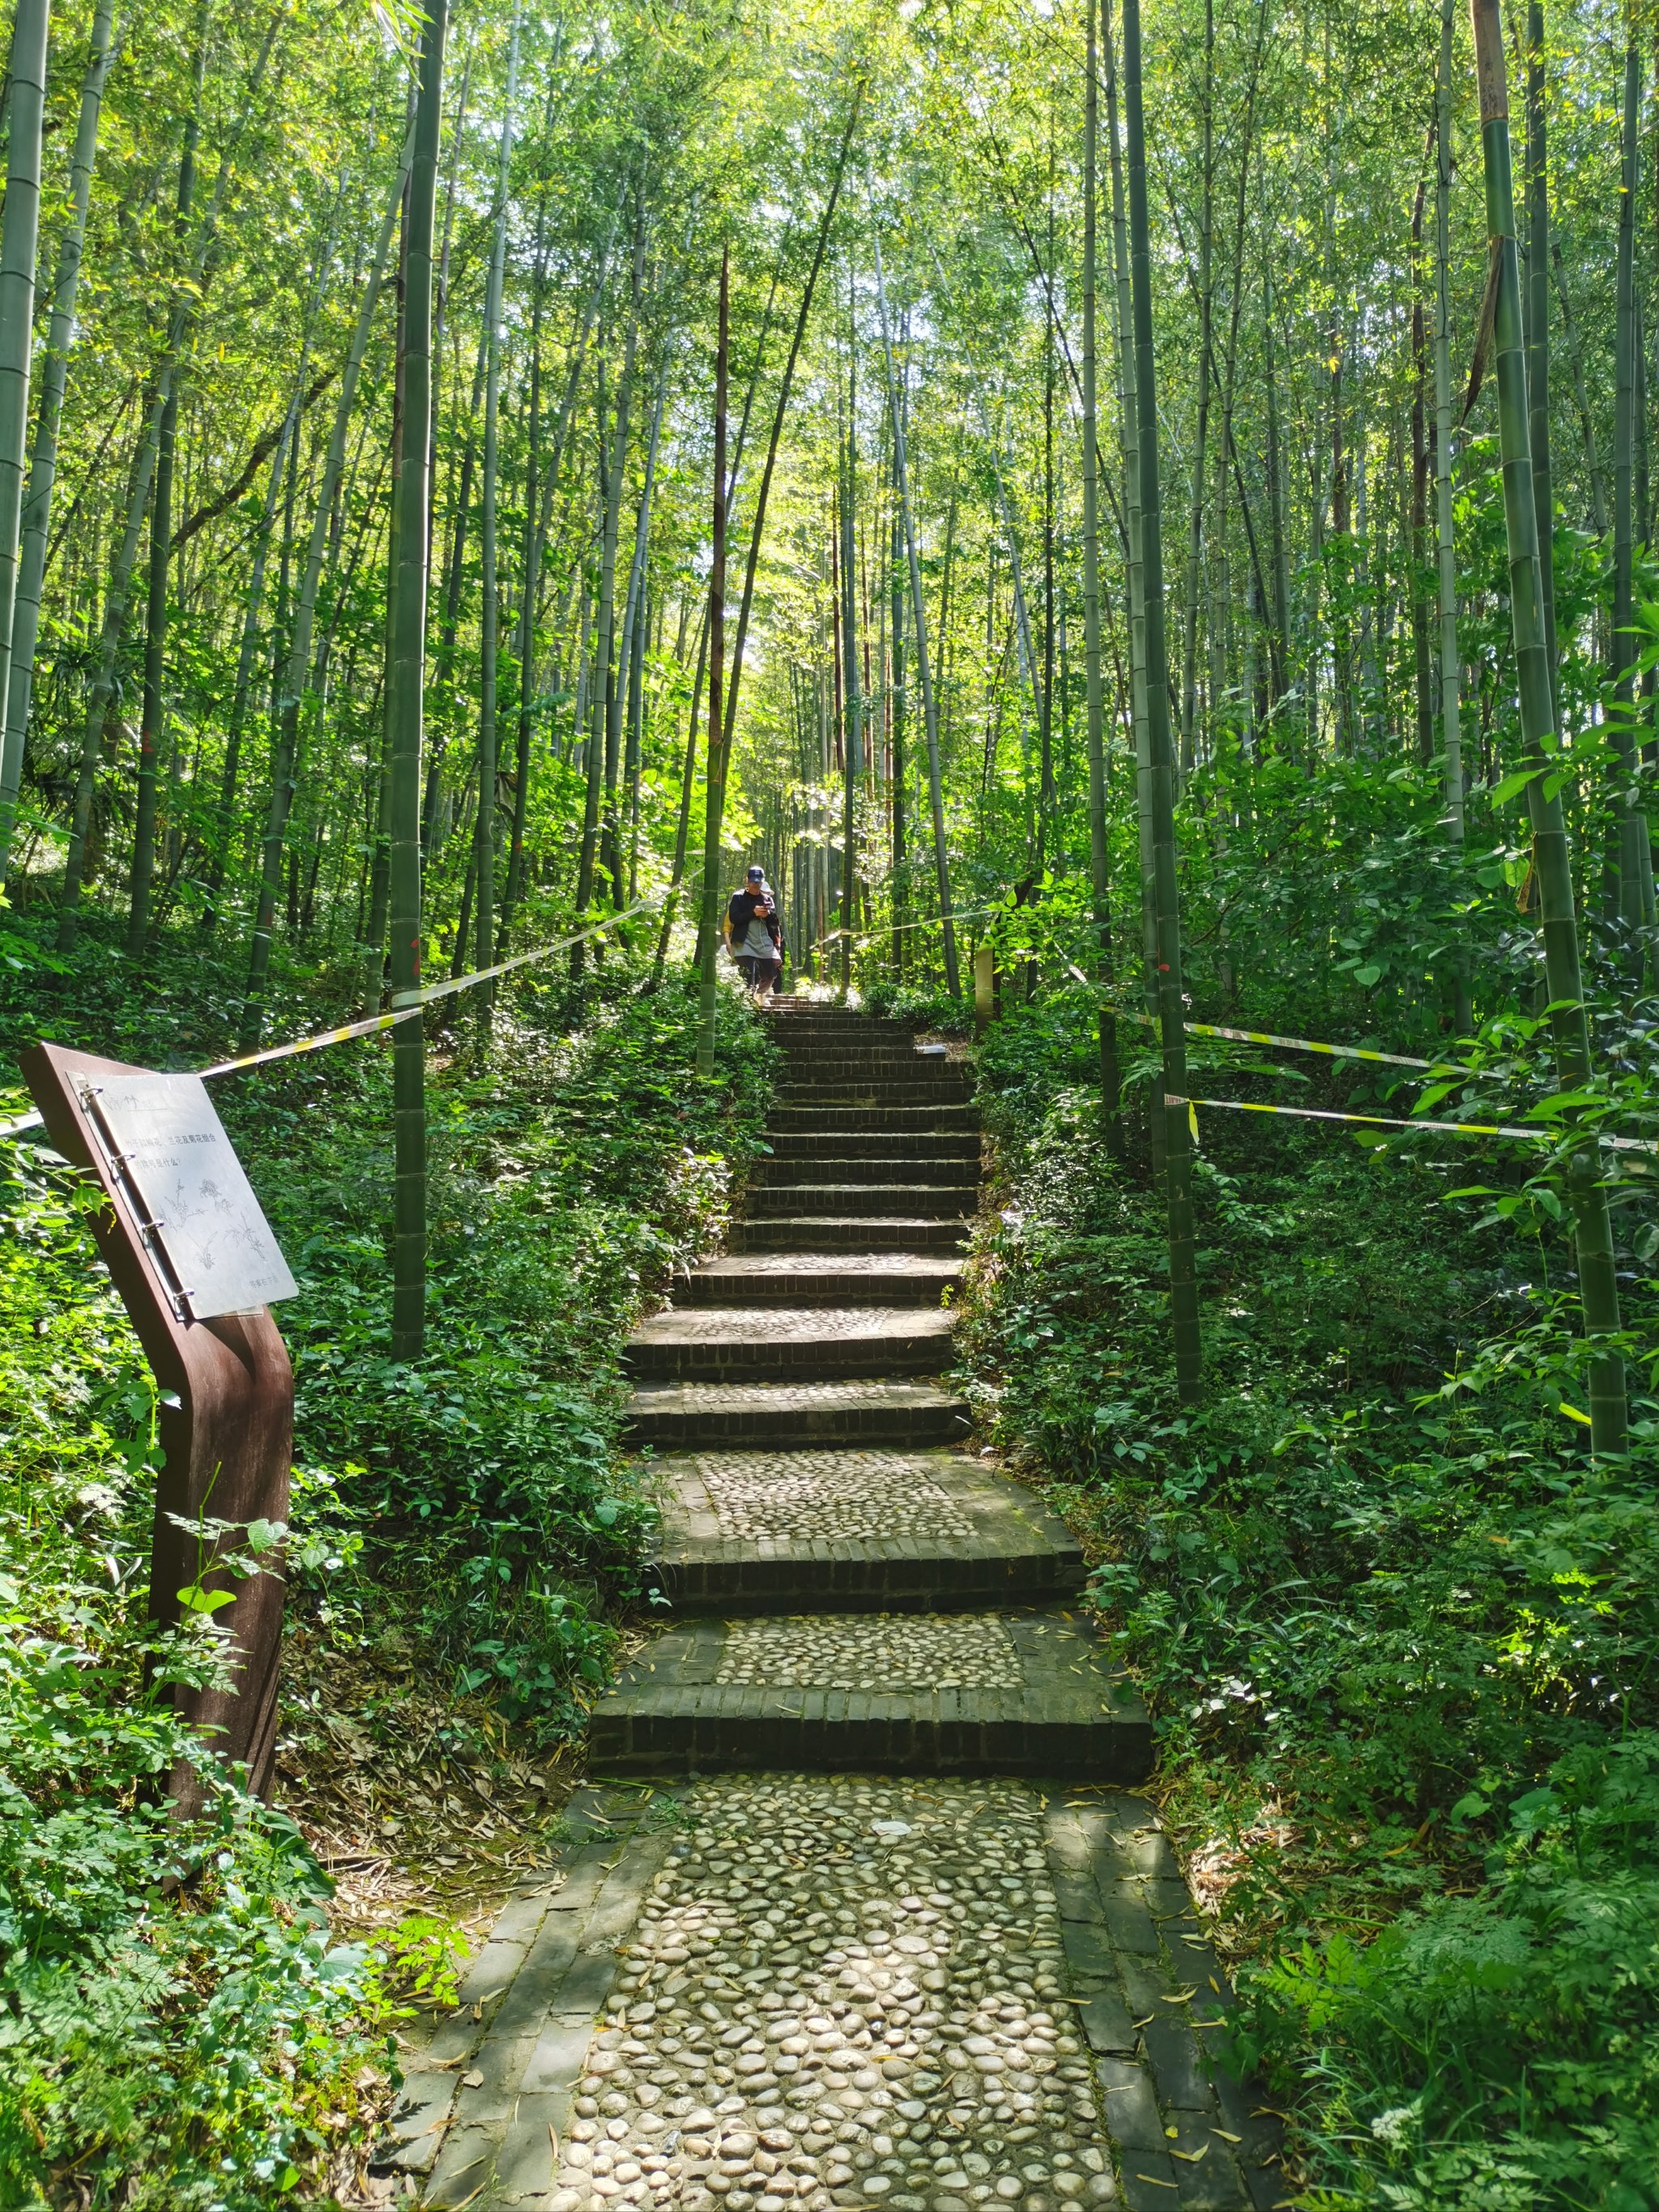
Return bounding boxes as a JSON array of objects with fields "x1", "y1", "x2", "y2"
[{"x1": 388, "y1": 1006, "x2": 1284, "y2": 2212}]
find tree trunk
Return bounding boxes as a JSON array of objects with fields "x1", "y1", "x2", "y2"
[
  {"x1": 126, "y1": 383, "x2": 175, "y2": 955},
  {"x1": 1435, "y1": 0, "x2": 1472, "y2": 1032},
  {"x1": 1083, "y1": 0, "x2": 1124, "y2": 1157},
  {"x1": 203, "y1": 394, "x2": 294, "y2": 928},
  {"x1": 1410, "y1": 165, "x2": 1434, "y2": 765},
  {"x1": 0, "y1": 0, "x2": 50, "y2": 774},
  {"x1": 1525, "y1": 0, "x2": 1559, "y2": 731},
  {"x1": 389, "y1": 0, "x2": 446, "y2": 1360},
  {"x1": 1179, "y1": 0, "x2": 1214, "y2": 773},
  {"x1": 1611, "y1": 30, "x2": 1648, "y2": 940},
  {"x1": 600, "y1": 218, "x2": 647, "y2": 910},
  {"x1": 1469, "y1": 0, "x2": 1625, "y2": 1455},
  {"x1": 890, "y1": 497, "x2": 906, "y2": 972},
  {"x1": 1104, "y1": 0, "x2": 1163, "y2": 1180},
  {"x1": 577, "y1": 211, "x2": 643, "y2": 940},
  {"x1": 840, "y1": 345, "x2": 862, "y2": 996},
  {"x1": 1124, "y1": 0, "x2": 1201, "y2": 1399},
  {"x1": 693, "y1": 87, "x2": 864, "y2": 1047},
  {"x1": 693, "y1": 249, "x2": 729, "y2": 1079},
  {"x1": 0, "y1": 0, "x2": 61, "y2": 879},
  {"x1": 242, "y1": 125, "x2": 411, "y2": 1042},
  {"x1": 1550, "y1": 241, "x2": 1609, "y2": 533},
  {"x1": 473, "y1": 5, "x2": 521, "y2": 1031},
  {"x1": 874, "y1": 234, "x2": 959, "y2": 995},
  {"x1": 612, "y1": 357, "x2": 668, "y2": 908}
]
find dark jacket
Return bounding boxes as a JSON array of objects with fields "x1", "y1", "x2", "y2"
[{"x1": 726, "y1": 890, "x2": 783, "y2": 955}]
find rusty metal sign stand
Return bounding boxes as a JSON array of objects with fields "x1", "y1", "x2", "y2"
[{"x1": 23, "y1": 1042, "x2": 294, "y2": 1808}]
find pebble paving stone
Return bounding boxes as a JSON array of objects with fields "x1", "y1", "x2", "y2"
[
  {"x1": 714, "y1": 1614, "x2": 1022, "y2": 1689},
  {"x1": 586, "y1": 1613, "x2": 1151, "y2": 1779},
  {"x1": 679, "y1": 1451, "x2": 979, "y2": 1545},
  {"x1": 394, "y1": 1008, "x2": 1286, "y2": 2211},
  {"x1": 651, "y1": 1450, "x2": 1085, "y2": 1616}
]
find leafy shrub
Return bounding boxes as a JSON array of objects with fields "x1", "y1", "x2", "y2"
[
  {"x1": 0, "y1": 947, "x2": 774, "y2": 2205},
  {"x1": 233, "y1": 968, "x2": 774, "y2": 1731},
  {"x1": 858, "y1": 976, "x2": 970, "y2": 1033},
  {"x1": 1232, "y1": 1735, "x2": 1659, "y2": 2211},
  {"x1": 0, "y1": 1131, "x2": 386, "y2": 2209},
  {"x1": 961, "y1": 987, "x2": 1659, "y2": 2205}
]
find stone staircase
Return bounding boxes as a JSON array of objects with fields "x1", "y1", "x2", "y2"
[
  {"x1": 596, "y1": 1000, "x2": 1150, "y2": 1781},
  {"x1": 394, "y1": 999, "x2": 1283, "y2": 2212}
]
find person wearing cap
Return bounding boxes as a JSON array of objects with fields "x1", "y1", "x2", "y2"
[{"x1": 723, "y1": 863, "x2": 784, "y2": 1004}]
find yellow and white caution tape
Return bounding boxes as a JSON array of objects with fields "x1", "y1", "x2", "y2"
[
  {"x1": 0, "y1": 899, "x2": 657, "y2": 1140},
  {"x1": 1064, "y1": 961, "x2": 1470, "y2": 1074},
  {"x1": 811, "y1": 902, "x2": 1014, "y2": 957},
  {"x1": 1167, "y1": 1092, "x2": 1659, "y2": 1157}
]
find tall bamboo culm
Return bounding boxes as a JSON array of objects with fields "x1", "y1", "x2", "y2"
[
  {"x1": 389, "y1": 0, "x2": 446, "y2": 1360},
  {"x1": 0, "y1": 0, "x2": 53, "y2": 878},
  {"x1": 1435, "y1": 0, "x2": 1472, "y2": 1032},
  {"x1": 693, "y1": 249, "x2": 730, "y2": 1080},
  {"x1": 1081, "y1": 0, "x2": 1124, "y2": 1157},
  {"x1": 1469, "y1": 0, "x2": 1626, "y2": 1455},
  {"x1": 1122, "y1": 0, "x2": 1202, "y2": 1400},
  {"x1": 1610, "y1": 27, "x2": 1648, "y2": 943},
  {"x1": 0, "y1": 0, "x2": 114, "y2": 881},
  {"x1": 241, "y1": 125, "x2": 412, "y2": 1046},
  {"x1": 1102, "y1": 1, "x2": 1163, "y2": 1183},
  {"x1": 474, "y1": 6, "x2": 521, "y2": 1029}
]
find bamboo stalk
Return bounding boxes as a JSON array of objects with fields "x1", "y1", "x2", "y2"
[
  {"x1": 1469, "y1": 0, "x2": 1625, "y2": 1455},
  {"x1": 473, "y1": 6, "x2": 521, "y2": 1028},
  {"x1": 1104, "y1": 0, "x2": 1162, "y2": 1179},
  {"x1": 1435, "y1": 0, "x2": 1473, "y2": 1032},
  {"x1": 1083, "y1": 0, "x2": 1124, "y2": 1157},
  {"x1": 388, "y1": 0, "x2": 446, "y2": 1360},
  {"x1": 839, "y1": 333, "x2": 862, "y2": 999},
  {"x1": 1525, "y1": 0, "x2": 1559, "y2": 727},
  {"x1": 1123, "y1": 0, "x2": 1201, "y2": 1399},
  {"x1": 242, "y1": 126, "x2": 412, "y2": 1040},
  {"x1": 693, "y1": 249, "x2": 729, "y2": 1079},
  {"x1": 0, "y1": 0, "x2": 104, "y2": 881},
  {"x1": 1611, "y1": 25, "x2": 1648, "y2": 940},
  {"x1": 0, "y1": 0, "x2": 51, "y2": 776},
  {"x1": 873, "y1": 231, "x2": 959, "y2": 996}
]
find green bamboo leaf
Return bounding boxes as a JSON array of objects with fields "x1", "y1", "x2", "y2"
[{"x1": 1488, "y1": 766, "x2": 1541, "y2": 805}]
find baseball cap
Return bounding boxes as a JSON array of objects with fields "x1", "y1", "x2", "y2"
[{"x1": 746, "y1": 864, "x2": 764, "y2": 880}]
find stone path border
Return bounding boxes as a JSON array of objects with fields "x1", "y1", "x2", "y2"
[{"x1": 383, "y1": 1782, "x2": 1286, "y2": 2212}]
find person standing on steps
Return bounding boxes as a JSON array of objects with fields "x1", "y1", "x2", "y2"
[{"x1": 723, "y1": 863, "x2": 784, "y2": 1005}]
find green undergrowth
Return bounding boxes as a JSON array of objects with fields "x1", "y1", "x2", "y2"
[
  {"x1": 0, "y1": 916, "x2": 773, "y2": 2207},
  {"x1": 959, "y1": 986, "x2": 1659, "y2": 2212}
]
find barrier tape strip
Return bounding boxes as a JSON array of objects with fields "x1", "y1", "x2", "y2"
[
  {"x1": 1063, "y1": 961, "x2": 1469, "y2": 1073},
  {"x1": 1166, "y1": 1092, "x2": 1659, "y2": 1157},
  {"x1": 0, "y1": 899, "x2": 657, "y2": 1140},
  {"x1": 811, "y1": 902, "x2": 1014, "y2": 956}
]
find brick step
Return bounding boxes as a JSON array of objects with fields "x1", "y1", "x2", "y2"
[
  {"x1": 769, "y1": 1013, "x2": 913, "y2": 1025},
  {"x1": 589, "y1": 1608, "x2": 1151, "y2": 1779},
  {"x1": 676, "y1": 1253, "x2": 964, "y2": 1306},
  {"x1": 650, "y1": 1446, "x2": 1083, "y2": 1613},
  {"x1": 765, "y1": 1130, "x2": 979, "y2": 1161},
  {"x1": 625, "y1": 1378, "x2": 969, "y2": 1450},
  {"x1": 766, "y1": 1008, "x2": 911, "y2": 1026},
  {"x1": 625, "y1": 1304, "x2": 955, "y2": 1382},
  {"x1": 779, "y1": 1050, "x2": 957, "y2": 1072},
  {"x1": 749, "y1": 1180, "x2": 977, "y2": 1219},
  {"x1": 755, "y1": 1153, "x2": 976, "y2": 1187},
  {"x1": 729, "y1": 1215, "x2": 970, "y2": 1252},
  {"x1": 780, "y1": 1084, "x2": 976, "y2": 1109},
  {"x1": 767, "y1": 1103, "x2": 979, "y2": 1134}
]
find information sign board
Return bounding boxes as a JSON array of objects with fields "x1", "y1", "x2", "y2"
[{"x1": 87, "y1": 1070, "x2": 297, "y2": 1319}]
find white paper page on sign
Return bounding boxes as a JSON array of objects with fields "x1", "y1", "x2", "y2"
[{"x1": 89, "y1": 1072, "x2": 298, "y2": 1319}]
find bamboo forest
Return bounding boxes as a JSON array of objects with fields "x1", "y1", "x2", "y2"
[{"x1": 6, "y1": 0, "x2": 1659, "y2": 2202}]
